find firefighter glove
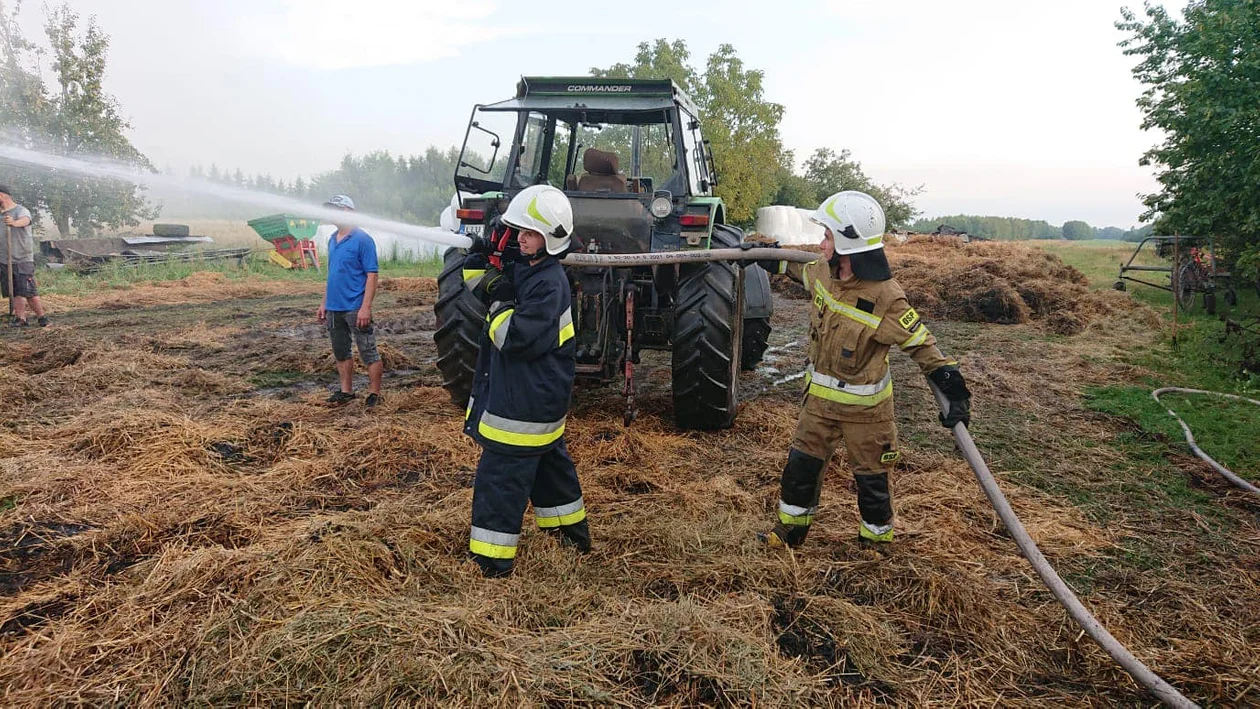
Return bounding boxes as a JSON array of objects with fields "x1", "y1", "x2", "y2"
[
  {"x1": 737, "y1": 240, "x2": 782, "y2": 272},
  {"x1": 473, "y1": 267, "x2": 515, "y2": 307},
  {"x1": 467, "y1": 235, "x2": 494, "y2": 256},
  {"x1": 928, "y1": 365, "x2": 971, "y2": 428}
]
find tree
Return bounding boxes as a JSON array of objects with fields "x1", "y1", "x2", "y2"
[
  {"x1": 1118, "y1": 0, "x2": 1260, "y2": 273},
  {"x1": 907, "y1": 214, "x2": 1063, "y2": 240},
  {"x1": 1061, "y1": 220, "x2": 1095, "y2": 240},
  {"x1": 592, "y1": 40, "x2": 788, "y2": 225},
  {"x1": 0, "y1": 0, "x2": 47, "y2": 150},
  {"x1": 771, "y1": 155, "x2": 818, "y2": 208},
  {"x1": 801, "y1": 148, "x2": 922, "y2": 228},
  {"x1": 1, "y1": 2, "x2": 157, "y2": 237}
]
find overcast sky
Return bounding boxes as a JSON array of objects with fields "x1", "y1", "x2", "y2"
[{"x1": 12, "y1": 0, "x2": 1186, "y2": 228}]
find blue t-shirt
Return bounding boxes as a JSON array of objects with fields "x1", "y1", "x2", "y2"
[{"x1": 325, "y1": 228, "x2": 379, "y2": 311}]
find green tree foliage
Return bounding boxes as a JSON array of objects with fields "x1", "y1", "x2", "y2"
[
  {"x1": 592, "y1": 39, "x2": 786, "y2": 224},
  {"x1": 309, "y1": 148, "x2": 461, "y2": 224},
  {"x1": 1118, "y1": 0, "x2": 1260, "y2": 274},
  {"x1": 172, "y1": 148, "x2": 461, "y2": 224},
  {"x1": 1124, "y1": 223, "x2": 1156, "y2": 242},
  {"x1": 908, "y1": 214, "x2": 1062, "y2": 240},
  {"x1": 592, "y1": 40, "x2": 921, "y2": 227},
  {"x1": 801, "y1": 148, "x2": 921, "y2": 228},
  {"x1": 909, "y1": 214, "x2": 1151, "y2": 241},
  {"x1": 0, "y1": 2, "x2": 156, "y2": 237},
  {"x1": 1061, "y1": 220, "x2": 1096, "y2": 240}
]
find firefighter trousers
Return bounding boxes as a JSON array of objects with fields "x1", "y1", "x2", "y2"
[
  {"x1": 775, "y1": 409, "x2": 899, "y2": 542},
  {"x1": 469, "y1": 438, "x2": 589, "y2": 577}
]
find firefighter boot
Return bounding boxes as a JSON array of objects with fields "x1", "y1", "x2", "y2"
[
  {"x1": 469, "y1": 553, "x2": 514, "y2": 578},
  {"x1": 760, "y1": 448, "x2": 826, "y2": 548},
  {"x1": 854, "y1": 472, "x2": 894, "y2": 543},
  {"x1": 544, "y1": 519, "x2": 592, "y2": 553}
]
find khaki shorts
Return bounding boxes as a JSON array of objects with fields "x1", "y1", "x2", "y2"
[{"x1": 327, "y1": 310, "x2": 380, "y2": 364}]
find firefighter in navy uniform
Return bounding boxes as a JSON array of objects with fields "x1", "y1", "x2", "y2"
[
  {"x1": 751, "y1": 191, "x2": 972, "y2": 547},
  {"x1": 461, "y1": 185, "x2": 588, "y2": 577}
]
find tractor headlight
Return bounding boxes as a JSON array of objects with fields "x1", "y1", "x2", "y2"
[{"x1": 650, "y1": 196, "x2": 672, "y2": 219}]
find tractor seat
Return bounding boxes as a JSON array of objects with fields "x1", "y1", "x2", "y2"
[{"x1": 576, "y1": 148, "x2": 627, "y2": 192}]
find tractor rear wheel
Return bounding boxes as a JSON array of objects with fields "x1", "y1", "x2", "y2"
[
  {"x1": 741, "y1": 316, "x2": 772, "y2": 371},
  {"x1": 671, "y1": 225, "x2": 745, "y2": 430},
  {"x1": 709, "y1": 223, "x2": 773, "y2": 372},
  {"x1": 434, "y1": 247, "x2": 486, "y2": 406}
]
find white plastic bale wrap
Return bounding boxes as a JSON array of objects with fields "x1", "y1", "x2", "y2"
[{"x1": 754, "y1": 205, "x2": 826, "y2": 245}]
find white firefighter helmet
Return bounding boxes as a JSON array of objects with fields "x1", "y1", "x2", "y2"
[
  {"x1": 811, "y1": 191, "x2": 886, "y2": 255},
  {"x1": 501, "y1": 184, "x2": 574, "y2": 255}
]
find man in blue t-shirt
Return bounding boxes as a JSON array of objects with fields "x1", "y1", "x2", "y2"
[{"x1": 315, "y1": 194, "x2": 383, "y2": 407}]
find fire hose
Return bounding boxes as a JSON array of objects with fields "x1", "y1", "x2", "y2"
[
  {"x1": 562, "y1": 244, "x2": 1202, "y2": 705},
  {"x1": 1151, "y1": 388, "x2": 1260, "y2": 496},
  {"x1": 927, "y1": 381, "x2": 1198, "y2": 708},
  {"x1": 559, "y1": 247, "x2": 815, "y2": 268},
  {"x1": 467, "y1": 241, "x2": 1203, "y2": 703}
]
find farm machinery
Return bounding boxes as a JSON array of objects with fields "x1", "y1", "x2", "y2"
[
  {"x1": 1114, "y1": 234, "x2": 1252, "y2": 314},
  {"x1": 433, "y1": 77, "x2": 778, "y2": 430}
]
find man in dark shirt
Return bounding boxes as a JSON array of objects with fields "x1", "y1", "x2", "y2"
[{"x1": 315, "y1": 194, "x2": 383, "y2": 407}]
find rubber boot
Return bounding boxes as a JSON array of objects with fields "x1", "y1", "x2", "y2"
[
  {"x1": 546, "y1": 519, "x2": 591, "y2": 553},
  {"x1": 858, "y1": 520, "x2": 894, "y2": 543},
  {"x1": 854, "y1": 473, "x2": 894, "y2": 544},
  {"x1": 760, "y1": 448, "x2": 826, "y2": 549},
  {"x1": 758, "y1": 523, "x2": 809, "y2": 548},
  {"x1": 470, "y1": 553, "x2": 514, "y2": 578}
]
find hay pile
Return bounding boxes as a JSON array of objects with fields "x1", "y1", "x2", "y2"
[
  {"x1": 888, "y1": 237, "x2": 1156, "y2": 335},
  {"x1": 771, "y1": 237, "x2": 1155, "y2": 335},
  {"x1": 43, "y1": 271, "x2": 321, "y2": 312},
  {"x1": 380, "y1": 276, "x2": 439, "y2": 307},
  {"x1": 0, "y1": 278, "x2": 1253, "y2": 706}
]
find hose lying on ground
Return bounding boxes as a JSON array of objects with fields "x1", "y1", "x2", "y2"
[
  {"x1": 560, "y1": 247, "x2": 817, "y2": 268},
  {"x1": 1151, "y1": 387, "x2": 1260, "y2": 496},
  {"x1": 927, "y1": 380, "x2": 1199, "y2": 709}
]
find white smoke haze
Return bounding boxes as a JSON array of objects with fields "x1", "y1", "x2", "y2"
[{"x1": 0, "y1": 144, "x2": 471, "y2": 252}]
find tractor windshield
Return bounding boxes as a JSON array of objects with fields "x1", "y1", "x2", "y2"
[{"x1": 456, "y1": 106, "x2": 684, "y2": 195}]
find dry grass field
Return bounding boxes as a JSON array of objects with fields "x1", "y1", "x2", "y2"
[{"x1": 0, "y1": 240, "x2": 1255, "y2": 706}]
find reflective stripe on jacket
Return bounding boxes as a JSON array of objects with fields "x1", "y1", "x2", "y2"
[
  {"x1": 767, "y1": 256, "x2": 954, "y2": 422},
  {"x1": 464, "y1": 257, "x2": 577, "y2": 454}
]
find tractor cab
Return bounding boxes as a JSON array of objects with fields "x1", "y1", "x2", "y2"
[
  {"x1": 454, "y1": 77, "x2": 723, "y2": 254},
  {"x1": 439, "y1": 77, "x2": 774, "y2": 431}
]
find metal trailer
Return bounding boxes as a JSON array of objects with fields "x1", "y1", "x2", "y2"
[{"x1": 1113, "y1": 234, "x2": 1240, "y2": 314}]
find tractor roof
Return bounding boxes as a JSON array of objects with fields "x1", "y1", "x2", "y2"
[{"x1": 480, "y1": 76, "x2": 701, "y2": 117}]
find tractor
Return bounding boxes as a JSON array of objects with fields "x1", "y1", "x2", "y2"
[{"x1": 434, "y1": 77, "x2": 774, "y2": 430}]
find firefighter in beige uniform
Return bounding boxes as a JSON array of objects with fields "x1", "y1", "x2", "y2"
[{"x1": 754, "y1": 191, "x2": 972, "y2": 546}]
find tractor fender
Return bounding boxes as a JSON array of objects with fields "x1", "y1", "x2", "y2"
[{"x1": 744, "y1": 263, "x2": 774, "y2": 319}]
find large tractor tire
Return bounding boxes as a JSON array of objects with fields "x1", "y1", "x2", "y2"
[
  {"x1": 710, "y1": 223, "x2": 773, "y2": 371},
  {"x1": 434, "y1": 247, "x2": 486, "y2": 406},
  {"x1": 741, "y1": 316, "x2": 772, "y2": 371},
  {"x1": 671, "y1": 224, "x2": 746, "y2": 430},
  {"x1": 152, "y1": 223, "x2": 190, "y2": 237},
  {"x1": 741, "y1": 263, "x2": 773, "y2": 371}
]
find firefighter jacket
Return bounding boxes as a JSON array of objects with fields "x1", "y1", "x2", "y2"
[
  {"x1": 768, "y1": 257, "x2": 954, "y2": 422},
  {"x1": 463, "y1": 257, "x2": 577, "y2": 455}
]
